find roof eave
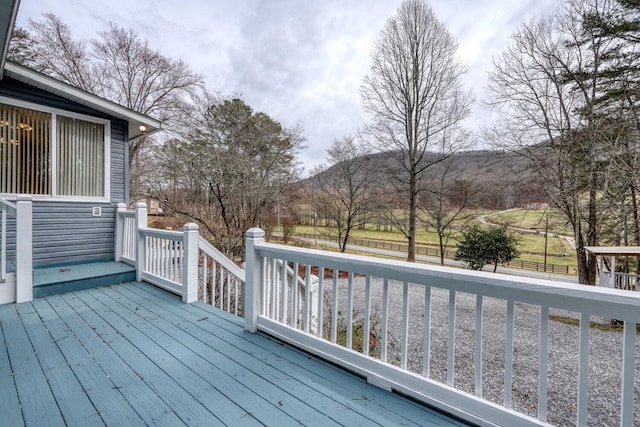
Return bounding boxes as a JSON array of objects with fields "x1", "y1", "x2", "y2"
[
  {"x1": 3, "y1": 61, "x2": 162, "y2": 140},
  {"x1": 0, "y1": 0, "x2": 20, "y2": 77}
]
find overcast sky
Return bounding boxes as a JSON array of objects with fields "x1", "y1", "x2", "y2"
[{"x1": 16, "y1": 0, "x2": 559, "y2": 175}]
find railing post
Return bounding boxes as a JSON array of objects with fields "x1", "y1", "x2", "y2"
[
  {"x1": 16, "y1": 195, "x2": 33, "y2": 303},
  {"x1": 114, "y1": 203, "x2": 127, "y2": 262},
  {"x1": 181, "y1": 223, "x2": 199, "y2": 303},
  {"x1": 245, "y1": 227, "x2": 265, "y2": 333},
  {"x1": 135, "y1": 202, "x2": 148, "y2": 282}
]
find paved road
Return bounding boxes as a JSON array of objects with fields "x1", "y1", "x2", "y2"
[{"x1": 297, "y1": 235, "x2": 579, "y2": 284}]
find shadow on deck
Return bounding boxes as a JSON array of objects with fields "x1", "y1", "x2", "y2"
[{"x1": 0, "y1": 282, "x2": 469, "y2": 426}]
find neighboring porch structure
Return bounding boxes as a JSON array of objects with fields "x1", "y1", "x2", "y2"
[{"x1": 585, "y1": 246, "x2": 640, "y2": 291}]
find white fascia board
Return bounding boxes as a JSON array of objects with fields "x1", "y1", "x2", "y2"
[
  {"x1": 0, "y1": 0, "x2": 20, "y2": 75},
  {"x1": 3, "y1": 61, "x2": 162, "y2": 140}
]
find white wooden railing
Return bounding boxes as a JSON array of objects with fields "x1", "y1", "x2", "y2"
[
  {"x1": 0, "y1": 197, "x2": 16, "y2": 283},
  {"x1": 600, "y1": 271, "x2": 640, "y2": 291},
  {"x1": 198, "y1": 236, "x2": 245, "y2": 315},
  {"x1": 244, "y1": 227, "x2": 640, "y2": 427},
  {"x1": 115, "y1": 203, "x2": 316, "y2": 322},
  {"x1": 0, "y1": 195, "x2": 32, "y2": 303},
  {"x1": 115, "y1": 202, "x2": 198, "y2": 303}
]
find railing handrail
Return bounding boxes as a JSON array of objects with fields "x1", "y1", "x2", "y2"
[
  {"x1": 0, "y1": 197, "x2": 16, "y2": 215},
  {"x1": 254, "y1": 241, "x2": 640, "y2": 322},
  {"x1": 198, "y1": 236, "x2": 245, "y2": 281},
  {"x1": 139, "y1": 227, "x2": 184, "y2": 240}
]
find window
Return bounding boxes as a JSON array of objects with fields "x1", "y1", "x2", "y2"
[{"x1": 0, "y1": 101, "x2": 109, "y2": 200}]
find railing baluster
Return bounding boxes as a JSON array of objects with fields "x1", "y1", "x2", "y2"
[
  {"x1": 226, "y1": 267, "x2": 231, "y2": 312},
  {"x1": 234, "y1": 276, "x2": 239, "y2": 316},
  {"x1": 219, "y1": 267, "x2": 225, "y2": 310},
  {"x1": 346, "y1": 272, "x2": 354, "y2": 349},
  {"x1": 475, "y1": 295, "x2": 483, "y2": 397},
  {"x1": 447, "y1": 290, "x2": 456, "y2": 387},
  {"x1": 292, "y1": 262, "x2": 299, "y2": 329},
  {"x1": 202, "y1": 252, "x2": 208, "y2": 303},
  {"x1": 363, "y1": 276, "x2": 371, "y2": 356},
  {"x1": 538, "y1": 306, "x2": 549, "y2": 421},
  {"x1": 304, "y1": 264, "x2": 311, "y2": 333},
  {"x1": 621, "y1": 321, "x2": 635, "y2": 427},
  {"x1": 577, "y1": 313, "x2": 590, "y2": 426},
  {"x1": 281, "y1": 260, "x2": 288, "y2": 325},
  {"x1": 423, "y1": 285, "x2": 431, "y2": 377},
  {"x1": 269, "y1": 258, "x2": 277, "y2": 318},
  {"x1": 317, "y1": 268, "x2": 324, "y2": 338},
  {"x1": 1, "y1": 206, "x2": 6, "y2": 282},
  {"x1": 401, "y1": 281, "x2": 409, "y2": 369},
  {"x1": 504, "y1": 300, "x2": 514, "y2": 408},
  {"x1": 381, "y1": 278, "x2": 389, "y2": 363},
  {"x1": 331, "y1": 271, "x2": 338, "y2": 343}
]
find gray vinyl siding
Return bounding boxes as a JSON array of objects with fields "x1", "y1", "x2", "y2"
[{"x1": 0, "y1": 77, "x2": 130, "y2": 267}]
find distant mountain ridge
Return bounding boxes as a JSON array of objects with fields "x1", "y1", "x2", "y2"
[{"x1": 303, "y1": 149, "x2": 545, "y2": 210}]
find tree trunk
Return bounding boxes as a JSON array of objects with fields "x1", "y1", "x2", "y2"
[
  {"x1": 407, "y1": 174, "x2": 417, "y2": 262},
  {"x1": 630, "y1": 184, "x2": 640, "y2": 274}
]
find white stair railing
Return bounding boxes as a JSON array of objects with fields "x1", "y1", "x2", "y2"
[
  {"x1": 0, "y1": 197, "x2": 16, "y2": 283},
  {"x1": 198, "y1": 236, "x2": 245, "y2": 315}
]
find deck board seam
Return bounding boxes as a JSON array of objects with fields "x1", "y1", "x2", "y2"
[
  {"x1": 0, "y1": 304, "x2": 66, "y2": 426},
  {"x1": 109, "y1": 285, "x2": 373, "y2": 427},
  {"x1": 34, "y1": 296, "x2": 148, "y2": 426},
  {"x1": 56, "y1": 290, "x2": 228, "y2": 426},
  {"x1": 16, "y1": 301, "x2": 106, "y2": 426},
  {"x1": 92, "y1": 285, "x2": 328, "y2": 426},
  {"x1": 125, "y1": 282, "x2": 455, "y2": 427}
]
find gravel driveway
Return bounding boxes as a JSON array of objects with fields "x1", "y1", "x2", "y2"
[{"x1": 322, "y1": 276, "x2": 640, "y2": 427}]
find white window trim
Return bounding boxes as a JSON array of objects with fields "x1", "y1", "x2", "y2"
[{"x1": 0, "y1": 96, "x2": 111, "y2": 203}]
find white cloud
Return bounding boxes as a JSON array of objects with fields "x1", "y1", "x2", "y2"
[{"x1": 15, "y1": 0, "x2": 560, "y2": 174}]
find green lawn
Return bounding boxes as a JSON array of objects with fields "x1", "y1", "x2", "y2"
[
  {"x1": 289, "y1": 216, "x2": 577, "y2": 271},
  {"x1": 486, "y1": 208, "x2": 573, "y2": 235}
]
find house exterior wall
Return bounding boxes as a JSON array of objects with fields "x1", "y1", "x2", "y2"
[{"x1": 0, "y1": 77, "x2": 128, "y2": 266}]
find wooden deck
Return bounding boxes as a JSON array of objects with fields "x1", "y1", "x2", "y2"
[{"x1": 0, "y1": 282, "x2": 469, "y2": 426}]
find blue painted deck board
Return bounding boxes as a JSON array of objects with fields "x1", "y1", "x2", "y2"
[
  {"x1": 103, "y1": 286, "x2": 368, "y2": 426},
  {"x1": 0, "y1": 282, "x2": 470, "y2": 427},
  {"x1": 32, "y1": 261, "x2": 136, "y2": 298},
  {"x1": 14, "y1": 303, "x2": 104, "y2": 426},
  {"x1": 33, "y1": 261, "x2": 135, "y2": 286},
  {"x1": 0, "y1": 317, "x2": 23, "y2": 426},
  {"x1": 129, "y1": 282, "x2": 456, "y2": 426}
]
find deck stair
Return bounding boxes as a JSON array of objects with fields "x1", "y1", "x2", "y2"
[{"x1": 32, "y1": 261, "x2": 136, "y2": 298}]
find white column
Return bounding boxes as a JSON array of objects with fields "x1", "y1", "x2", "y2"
[
  {"x1": 135, "y1": 202, "x2": 148, "y2": 282},
  {"x1": 245, "y1": 228, "x2": 265, "y2": 333},
  {"x1": 114, "y1": 203, "x2": 127, "y2": 262},
  {"x1": 16, "y1": 195, "x2": 33, "y2": 303},
  {"x1": 181, "y1": 222, "x2": 199, "y2": 303},
  {"x1": 609, "y1": 255, "x2": 616, "y2": 288}
]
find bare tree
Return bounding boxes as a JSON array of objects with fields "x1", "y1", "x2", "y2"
[
  {"x1": 418, "y1": 157, "x2": 478, "y2": 266},
  {"x1": 486, "y1": 0, "x2": 627, "y2": 285},
  {"x1": 310, "y1": 135, "x2": 380, "y2": 252},
  {"x1": 361, "y1": 0, "x2": 473, "y2": 262},
  {"x1": 12, "y1": 14, "x2": 203, "y2": 199}
]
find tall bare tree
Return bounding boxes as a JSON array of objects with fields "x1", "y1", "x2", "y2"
[
  {"x1": 486, "y1": 0, "x2": 628, "y2": 284},
  {"x1": 361, "y1": 0, "x2": 473, "y2": 262},
  {"x1": 310, "y1": 135, "x2": 380, "y2": 252}
]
